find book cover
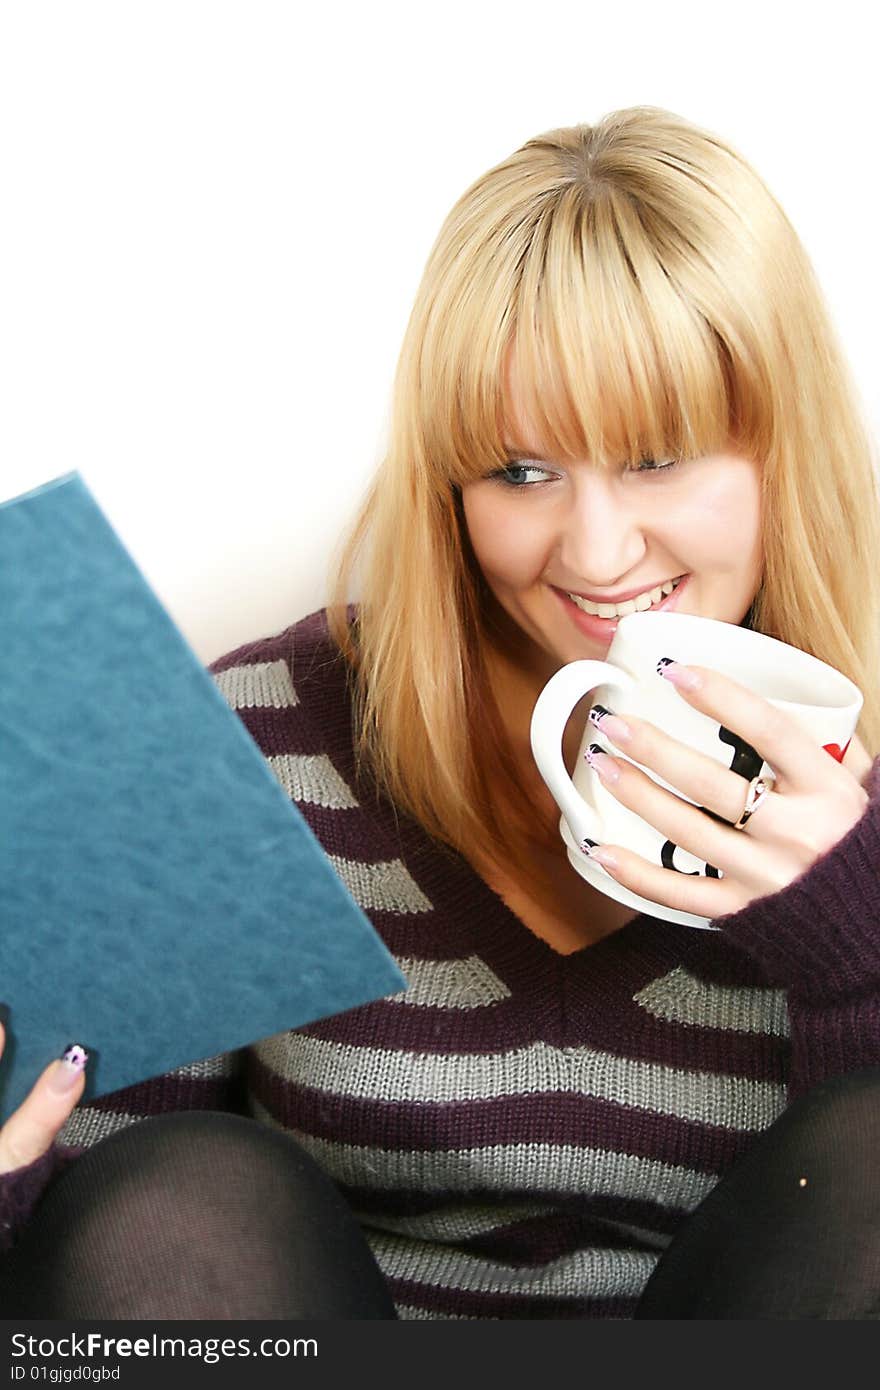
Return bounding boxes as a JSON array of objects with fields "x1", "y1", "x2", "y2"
[{"x1": 0, "y1": 473, "x2": 406, "y2": 1120}]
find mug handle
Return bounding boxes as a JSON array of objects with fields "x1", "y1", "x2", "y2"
[{"x1": 529, "y1": 660, "x2": 637, "y2": 852}]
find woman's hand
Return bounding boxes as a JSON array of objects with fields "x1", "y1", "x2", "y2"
[
  {"x1": 0, "y1": 1023, "x2": 87, "y2": 1176},
  {"x1": 585, "y1": 660, "x2": 871, "y2": 921}
]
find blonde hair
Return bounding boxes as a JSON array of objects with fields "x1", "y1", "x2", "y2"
[{"x1": 329, "y1": 106, "x2": 880, "y2": 873}]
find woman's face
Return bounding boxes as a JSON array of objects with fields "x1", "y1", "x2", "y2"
[{"x1": 460, "y1": 390, "x2": 764, "y2": 679}]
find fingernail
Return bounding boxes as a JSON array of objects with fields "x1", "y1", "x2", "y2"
[
  {"x1": 657, "y1": 657, "x2": 701, "y2": 691},
  {"x1": 48, "y1": 1043, "x2": 89, "y2": 1093},
  {"x1": 588, "y1": 704, "x2": 632, "y2": 744},
  {"x1": 587, "y1": 845, "x2": 619, "y2": 870},
  {"x1": 586, "y1": 744, "x2": 620, "y2": 783}
]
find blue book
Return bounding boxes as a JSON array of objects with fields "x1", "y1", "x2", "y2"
[{"x1": 0, "y1": 473, "x2": 406, "y2": 1120}]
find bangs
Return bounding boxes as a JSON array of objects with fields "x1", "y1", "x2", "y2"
[{"x1": 425, "y1": 182, "x2": 750, "y2": 486}]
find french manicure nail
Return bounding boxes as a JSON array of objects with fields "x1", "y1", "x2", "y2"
[
  {"x1": 586, "y1": 744, "x2": 620, "y2": 783},
  {"x1": 588, "y1": 703, "x2": 613, "y2": 728},
  {"x1": 587, "y1": 845, "x2": 619, "y2": 870},
  {"x1": 657, "y1": 657, "x2": 701, "y2": 691},
  {"x1": 588, "y1": 704, "x2": 632, "y2": 744},
  {"x1": 48, "y1": 1043, "x2": 89, "y2": 1093}
]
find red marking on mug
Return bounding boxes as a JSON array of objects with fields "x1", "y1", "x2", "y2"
[{"x1": 823, "y1": 739, "x2": 851, "y2": 763}]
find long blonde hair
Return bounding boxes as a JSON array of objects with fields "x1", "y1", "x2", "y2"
[{"x1": 328, "y1": 106, "x2": 880, "y2": 873}]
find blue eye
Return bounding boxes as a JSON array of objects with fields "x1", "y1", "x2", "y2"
[
  {"x1": 488, "y1": 456, "x2": 680, "y2": 488},
  {"x1": 492, "y1": 462, "x2": 555, "y2": 487}
]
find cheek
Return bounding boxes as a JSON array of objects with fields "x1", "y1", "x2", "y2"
[
  {"x1": 462, "y1": 492, "x2": 546, "y2": 587},
  {"x1": 683, "y1": 471, "x2": 763, "y2": 570}
]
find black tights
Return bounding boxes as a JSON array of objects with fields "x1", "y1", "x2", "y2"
[
  {"x1": 3, "y1": 1070, "x2": 880, "y2": 1320},
  {"x1": 0, "y1": 1112, "x2": 396, "y2": 1320}
]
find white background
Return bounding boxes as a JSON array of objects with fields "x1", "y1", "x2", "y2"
[{"x1": 2, "y1": 1, "x2": 877, "y2": 663}]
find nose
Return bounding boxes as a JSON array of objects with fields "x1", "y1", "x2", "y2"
[{"x1": 554, "y1": 473, "x2": 647, "y2": 587}]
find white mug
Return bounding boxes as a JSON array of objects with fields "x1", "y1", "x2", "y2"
[{"x1": 529, "y1": 610, "x2": 863, "y2": 930}]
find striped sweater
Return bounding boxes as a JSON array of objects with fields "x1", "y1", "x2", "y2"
[{"x1": 4, "y1": 609, "x2": 880, "y2": 1318}]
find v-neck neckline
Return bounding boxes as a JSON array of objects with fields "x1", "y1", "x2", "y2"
[{"x1": 394, "y1": 801, "x2": 702, "y2": 992}]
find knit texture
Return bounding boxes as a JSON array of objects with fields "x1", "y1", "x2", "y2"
[{"x1": 3, "y1": 609, "x2": 880, "y2": 1318}]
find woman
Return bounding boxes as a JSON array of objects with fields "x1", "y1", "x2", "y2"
[{"x1": 3, "y1": 106, "x2": 880, "y2": 1320}]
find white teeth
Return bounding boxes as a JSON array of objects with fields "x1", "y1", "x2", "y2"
[{"x1": 567, "y1": 576, "x2": 683, "y2": 619}]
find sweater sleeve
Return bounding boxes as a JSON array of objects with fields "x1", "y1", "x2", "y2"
[
  {"x1": 0, "y1": 1144, "x2": 78, "y2": 1253},
  {"x1": 713, "y1": 756, "x2": 880, "y2": 1096}
]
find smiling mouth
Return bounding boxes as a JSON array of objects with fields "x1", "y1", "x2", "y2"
[{"x1": 564, "y1": 576, "x2": 685, "y2": 619}]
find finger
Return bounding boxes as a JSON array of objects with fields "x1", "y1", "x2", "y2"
[
  {"x1": 656, "y1": 659, "x2": 845, "y2": 794},
  {"x1": 589, "y1": 705, "x2": 781, "y2": 833},
  {"x1": 0, "y1": 1033, "x2": 88, "y2": 1176},
  {"x1": 586, "y1": 841, "x2": 748, "y2": 921},
  {"x1": 586, "y1": 746, "x2": 785, "y2": 891}
]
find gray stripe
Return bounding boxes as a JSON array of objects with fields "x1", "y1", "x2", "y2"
[
  {"x1": 213, "y1": 659, "x2": 298, "y2": 710},
  {"x1": 355, "y1": 1201, "x2": 558, "y2": 1244},
  {"x1": 369, "y1": 1230, "x2": 659, "y2": 1300},
  {"x1": 593, "y1": 1216, "x2": 673, "y2": 1253},
  {"x1": 388, "y1": 955, "x2": 511, "y2": 1009},
  {"x1": 634, "y1": 966, "x2": 790, "y2": 1037},
  {"x1": 250, "y1": 1102, "x2": 718, "y2": 1210},
  {"x1": 250, "y1": 1031, "x2": 786, "y2": 1131},
  {"x1": 58, "y1": 1107, "x2": 145, "y2": 1149},
  {"x1": 59, "y1": 1054, "x2": 237, "y2": 1147},
  {"x1": 328, "y1": 854, "x2": 433, "y2": 915},
  {"x1": 370, "y1": 1204, "x2": 669, "y2": 1255},
  {"x1": 166, "y1": 1053, "x2": 241, "y2": 1080},
  {"x1": 267, "y1": 753, "x2": 359, "y2": 810},
  {"x1": 396, "y1": 1306, "x2": 477, "y2": 1321}
]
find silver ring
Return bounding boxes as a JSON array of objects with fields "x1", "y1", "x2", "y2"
[{"x1": 733, "y1": 774, "x2": 774, "y2": 830}]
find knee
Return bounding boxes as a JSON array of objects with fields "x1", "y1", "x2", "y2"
[
  {"x1": 784, "y1": 1068, "x2": 880, "y2": 1138},
  {"x1": 69, "y1": 1110, "x2": 334, "y2": 1213},
  {"x1": 768, "y1": 1068, "x2": 880, "y2": 1187}
]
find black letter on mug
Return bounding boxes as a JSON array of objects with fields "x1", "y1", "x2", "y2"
[
  {"x1": 717, "y1": 725, "x2": 762, "y2": 782},
  {"x1": 659, "y1": 725, "x2": 761, "y2": 877},
  {"x1": 660, "y1": 839, "x2": 720, "y2": 877}
]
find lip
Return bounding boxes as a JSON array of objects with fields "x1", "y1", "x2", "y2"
[
  {"x1": 563, "y1": 575, "x2": 686, "y2": 605},
  {"x1": 554, "y1": 572, "x2": 690, "y2": 642}
]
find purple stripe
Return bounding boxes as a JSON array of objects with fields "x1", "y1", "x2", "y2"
[
  {"x1": 347, "y1": 1184, "x2": 687, "y2": 1238},
  {"x1": 249, "y1": 1061, "x2": 757, "y2": 1172},
  {"x1": 209, "y1": 628, "x2": 296, "y2": 674},
  {"x1": 300, "y1": 989, "x2": 559, "y2": 1052},
  {"x1": 89, "y1": 1073, "x2": 243, "y2": 1117},
  {"x1": 296, "y1": 987, "x2": 789, "y2": 1076},
  {"x1": 461, "y1": 1212, "x2": 668, "y2": 1265},
  {"x1": 388, "y1": 1275, "x2": 639, "y2": 1320},
  {"x1": 236, "y1": 705, "x2": 337, "y2": 758},
  {"x1": 297, "y1": 804, "x2": 418, "y2": 869}
]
